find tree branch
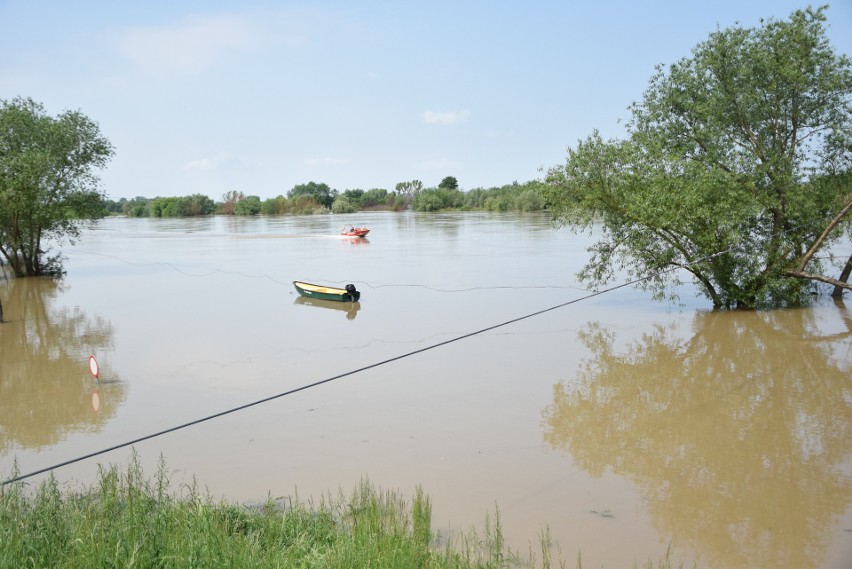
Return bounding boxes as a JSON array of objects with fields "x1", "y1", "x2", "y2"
[
  {"x1": 783, "y1": 268, "x2": 852, "y2": 291},
  {"x1": 796, "y1": 196, "x2": 852, "y2": 271}
]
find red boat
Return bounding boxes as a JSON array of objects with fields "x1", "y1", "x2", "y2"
[{"x1": 340, "y1": 226, "x2": 370, "y2": 237}]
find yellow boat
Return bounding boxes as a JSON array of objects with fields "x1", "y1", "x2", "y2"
[{"x1": 293, "y1": 281, "x2": 360, "y2": 302}]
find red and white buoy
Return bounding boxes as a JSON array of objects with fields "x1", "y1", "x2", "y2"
[{"x1": 88, "y1": 355, "x2": 99, "y2": 379}]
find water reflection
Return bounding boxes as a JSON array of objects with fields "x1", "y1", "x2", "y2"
[
  {"x1": 0, "y1": 277, "x2": 126, "y2": 452},
  {"x1": 542, "y1": 304, "x2": 852, "y2": 568},
  {"x1": 342, "y1": 237, "x2": 370, "y2": 246},
  {"x1": 294, "y1": 296, "x2": 361, "y2": 320}
]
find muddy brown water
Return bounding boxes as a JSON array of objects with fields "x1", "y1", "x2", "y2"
[{"x1": 1, "y1": 212, "x2": 850, "y2": 568}]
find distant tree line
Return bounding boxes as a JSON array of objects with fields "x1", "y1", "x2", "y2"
[{"x1": 103, "y1": 178, "x2": 549, "y2": 217}]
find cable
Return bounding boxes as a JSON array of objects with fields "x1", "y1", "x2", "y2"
[{"x1": 1, "y1": 262, "x2": 687, "y2": 487}]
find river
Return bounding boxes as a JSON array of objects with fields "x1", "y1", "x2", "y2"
[{"x1": 1, "y1": 211, "x2": 850, "y2": 568}]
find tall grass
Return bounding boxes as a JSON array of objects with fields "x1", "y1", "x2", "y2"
[{"x1": 0, "y1": 453, "x2": 688, "y2": 568}]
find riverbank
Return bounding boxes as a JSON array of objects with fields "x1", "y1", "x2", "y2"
[{"x1": 1, "y1": 456, "x2": 685, "y2": 568}]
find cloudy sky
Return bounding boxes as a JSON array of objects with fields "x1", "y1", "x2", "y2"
[{"x1": 2, "y1": 1, "x2": 850, "y2": 200}]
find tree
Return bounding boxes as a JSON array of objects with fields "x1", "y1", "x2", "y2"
[
  {"x1": 260, "y1": 195, "x2": 287, "y2": 215},
  {"x1": 184, "y1": 194, "x2": 215, "y2": 216},
  {"x1": 544, "y1": 7, "x2": 852, "y2": 308},
  {"x1": 123, "y1": 196, "x2": 150, "y2": 217},
  {"x1": 394, "y1": 180, "x2": 423, "y2": 207},
  {"x1": 234, "y1": 195, "x2": 261, "y2": 215},
  {"x1": 331, "y1": 195, "x2": 356, "y2": 213},
  {"x1": 220, "y1": 190, "x2": 245, "y2": 215},
  {"x1": 438, "y1": 176, "x2": 459, "y2": 190},
  {"x1": 361, "y1": 188, "x2": 390, "y2": 208},
  {"x1": 0, "y1": 97, "x2": 114, "y2": 276},
  {"x1": 287, "y1": 181, "x2": 336, "y2": 208}
]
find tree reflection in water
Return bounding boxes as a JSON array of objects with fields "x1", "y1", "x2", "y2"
[
  {"x1": 0, "y1": 277, "x2": 126, "y2": 453},
  {"x1": 542, "y1": 303, "x2": 851, "y2": 568}
]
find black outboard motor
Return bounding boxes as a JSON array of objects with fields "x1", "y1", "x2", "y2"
[{"x1": 345, "y1": 284, "x2": 358, "y2": 301}]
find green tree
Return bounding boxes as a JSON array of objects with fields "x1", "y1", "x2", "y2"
[
  {"x1": 185, "y1": 194, "x2": 215, "y2": 216},
  {"x1": 0, "y1": 97, "x2": 113, "y2": 276},
  {"x1": 287, "y1": 181, "x2": 336, "y2": 208},
  {"x1": 438, "y1": 176, "x2": 458, "y2": 190},
  {"x1": 331, "y1": 195, "x2": 356, "y2": 213},
  {"x1": 261, "y1": 195, "x2": 288, "y2": 215},
  {"x1": 395, "y1": 180, "x2": 423, "y2": 207},
  {"x1": 516, "y1": 188, "x2": 545, "y2": 212},
  {"x1": 150, "y1": 197, "x2": 186, "y2": 217},
  {"x1": 234, "y1": 195, "x2": 261, "y2": 215},
  {"x1": 340, "y1": 189, "x2": 364, "y2": 207},
  {"x1": 122, "y1": 196, "x2": 150, "y2": 217},
  {"x1": 412, "y1": 189, "x2": 444, "y2": 212},
  {"x1": 545, "y1": 6, "x2": 852, "y2": 308},
  {"x1": 361, "y1": 188, "x2": 390, "y2": 209}
]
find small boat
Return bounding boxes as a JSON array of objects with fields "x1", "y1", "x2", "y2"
[
  {"x1": 340, "y1": 226, "x2": 370, "y2": 237},
  {"x1": 293, "y1": 281, "x2": 360, "y2": 302}
]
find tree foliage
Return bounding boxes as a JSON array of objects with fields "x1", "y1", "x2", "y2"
[
  {"x1": 545, "y1": 6, "x2": 852, "y2": 308},
  {"x1": 394, "y1": 180, "x2": 423, "y2": 207},
  {"x1": 287, "y1": 181, "x2": 336, "y2": 208},
  {"x1": 234, "y1": 195, "x2": 261, "y2": 215},
  {"x1": 149, "y1": 194, "x2": 215, "y2": 217},
  {"x1": 0, "y1": 97, "x2": 113, "y2": 276},
  {"x1": 220, "y1": 190, "x2": 245, "y2": 215},
  {"x1": 438, "y1": 176, "x2": 459, "y2": 190}
]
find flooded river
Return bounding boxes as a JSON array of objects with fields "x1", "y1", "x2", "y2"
[{"x1": 1, "y1": 212, "x2": 850, "y2": 568}]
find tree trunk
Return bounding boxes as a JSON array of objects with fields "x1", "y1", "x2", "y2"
[
  {"x1": 832, "y1": 252, "x2": 852, "y2": 298},
  {"x1": 0, "y1": 297, "x2": 4, "y2": 323}
]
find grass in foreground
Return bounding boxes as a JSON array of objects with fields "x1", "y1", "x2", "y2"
[{"x1": 1, "y1": 454, "x2": 686, "y2": 568}]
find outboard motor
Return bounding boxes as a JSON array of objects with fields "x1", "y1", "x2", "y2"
[{"x1": 345, "y1": 284, "x2": 357, "y2": 298}]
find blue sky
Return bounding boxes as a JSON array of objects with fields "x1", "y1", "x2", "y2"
[{"x1": 2, "y1": 1, "x2": 850, "y2": 201}]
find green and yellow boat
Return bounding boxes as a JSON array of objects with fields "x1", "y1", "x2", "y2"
[{"x1": 293, "y1": 281, "x2": 360, "y2": 302}]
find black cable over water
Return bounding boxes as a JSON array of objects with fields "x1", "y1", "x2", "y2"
[{"x1": 1, "y1": 257, "x2": 711, "y2": 487}]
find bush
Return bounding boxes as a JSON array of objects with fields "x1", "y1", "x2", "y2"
[
  {"x1": 516, "y1": 189, "x2": 545, "y2": 211},
  {"x1": 261, "y1": 196, "x2": 288, "y2": 215},
  {"x1": 332, "y1": 196, "x2": 356, "y2": 214},
  {"x1": 235, "y1": 196, "x2": 262, "y2": 215}
]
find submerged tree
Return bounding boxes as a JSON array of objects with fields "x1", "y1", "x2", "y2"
[
  {"x1": 0, "y1": 97, "x2": 113, "y2": 277},
  {"x1": 545, "y1": 6, "x2": 852, "y2": 308}
]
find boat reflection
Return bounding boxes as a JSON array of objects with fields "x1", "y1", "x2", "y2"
[
  {"x1": 342, "y1": 236, "x2": 370, "y2": 245},
  {"x1": 294, "y1": 296, "x2": 361, "y2": 320}
]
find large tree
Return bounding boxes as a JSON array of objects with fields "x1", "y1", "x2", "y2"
[
  {"x1": 438, "y1": 176, "x2": 459, "y2": 190},
  {"x1": 545, "y1": 6, "x2": 852, "y2": 308},
  {"x1": 394, "y1": 179, "x2": 423, "y2": 207},
  {"x1": 0, "y1": 97, "x2": 113, "y2": 277},
  {"x1": 287, "y1": 181, "x2": 336, "y2": 208}
]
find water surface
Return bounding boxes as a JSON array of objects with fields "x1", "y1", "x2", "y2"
[{"x1": 1, "y1": 212, "x2": 850, "y2": 568}]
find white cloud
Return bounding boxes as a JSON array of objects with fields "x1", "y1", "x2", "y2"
[
  {"x1": 422, "y1": 110, "x2": 470, "y2": 125},
  {"x1": 115, "y1": 14, "x2": 259, "y2": 76},
  {"x1": 184, "y1": 151, "x2": 242, "y2": 171}
]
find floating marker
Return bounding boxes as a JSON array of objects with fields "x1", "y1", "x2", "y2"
[{"x1": 88, "y1": 355, "x2": 99, "y2": 378}]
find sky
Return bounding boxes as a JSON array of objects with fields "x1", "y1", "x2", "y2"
[{"x1": 1, "y1": 1, "x2": 851, "y2": 201}]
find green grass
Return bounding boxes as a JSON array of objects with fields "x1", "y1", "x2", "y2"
[{"x1": 1, "y1": 453, "x2": 687, "y2": 568}]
